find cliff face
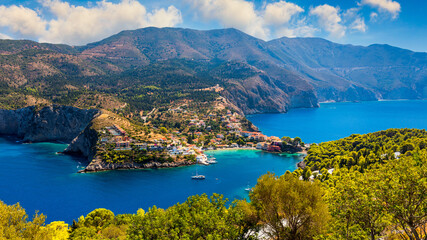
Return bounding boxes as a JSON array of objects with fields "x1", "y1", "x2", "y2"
[
  {"x1": 81, "y1": 156, "x2": 195, "y2": 173},
  {"x1": 64, "y1": 124, "x2": 99, "y2": 158},
  {"x1": 0, "y1": 105, "x2": 99, "y2": 143}
]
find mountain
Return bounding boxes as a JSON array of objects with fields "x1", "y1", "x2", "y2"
[{"x1": 0, "y1": 27, "x2": 426, "y2": 114}]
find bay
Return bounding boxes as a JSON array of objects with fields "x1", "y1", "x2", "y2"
[
  {"x1": 247, "y1": 100, "x2": 427, "y2": 143},
  {"x1": 1, "y1": 100, "x2": 426, "y2": 223},
  {"x1": 0, "y1": 140, "x2": 301, "y2": 223}
]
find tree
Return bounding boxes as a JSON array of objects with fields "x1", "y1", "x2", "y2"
[
  {"x1": 281, "y1": 136, "x2": 292, "y2": 144},
  {"x1": 293, "y1": 137, "x2": 302, "y2": 147},
  {"x1": 127, "y1": 194, "x2": 249, "y2": 239},
  {"x1": 237, "y1": 138, "x2": 245, "y2": 147},
  {"x1": 46, "y1": 221, "x2": 70, "y2": 240},
  {"x1": 250, "y1": 172, "x2": 330, "y2": 240},
  {"x1": 83, "y1": 208, "x2": 115, "y2": 229},
  {"x1": 160, "y1": 127, "x2": 168, "y2": 134},
  {"x1": 326, "y1": 169, "x2": 390, "y2": 240},
  {"x1": 0, "y1": 201, "x2": 50, "y2": 239},
  {"x1": 374, "y1": 152, "x2": 427, "y2": 240}
]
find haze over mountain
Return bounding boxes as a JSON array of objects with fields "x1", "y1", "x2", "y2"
[{"x1": 0, "y1": 27, "x2": 426, "y2": 114}]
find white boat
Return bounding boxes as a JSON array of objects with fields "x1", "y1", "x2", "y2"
[
  {"x1": 207, "y1": 159, "x2": 217, "y2": 164},
  {"x1": 196, "y1": 154, "x2": 210, "y2": 165},
  {"x1": 206, "y1": 155, "x2": 217, "y2": 164},
  {"x1": 191, "y1": 169, "x2": 205, "y2": 180},
  {"x1": 192, "y1": 174, "x2": 206, "y2": 180}
]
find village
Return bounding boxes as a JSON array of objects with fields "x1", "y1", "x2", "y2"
[{"x1": 97, "y1": 106, "x2": 306, "y2": 166}]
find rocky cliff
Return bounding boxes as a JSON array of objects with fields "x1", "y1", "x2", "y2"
[
  {"x1": 0, "y1": 105, "x2": 99, "y2": 145},
  {"x1": 80, "y1": 156, "x2": 195, "y2": 173},
  {"x1": 63, "y1": 123, "x2": 99, "y2": 159}
]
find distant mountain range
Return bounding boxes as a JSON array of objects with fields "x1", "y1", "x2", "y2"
[{"x1": 0, "y1": 27, "x2": 426, "y2": 114}]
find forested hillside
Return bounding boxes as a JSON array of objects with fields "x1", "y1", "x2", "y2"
[
  {"x1": 2, "y1": 128, "x2": 427, "y2": 240},
  {"x1": 0, "y1": 27, "x2": 426, "y2": 115}
]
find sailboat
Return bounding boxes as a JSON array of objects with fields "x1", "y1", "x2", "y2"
[
  {"x1": 207, "y1": 155, "x2": 217, "y2": 164},
  {"x1": 191, "y1": 167, "x2": 205, "y2": 180}
]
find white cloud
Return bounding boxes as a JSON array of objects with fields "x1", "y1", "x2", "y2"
[
  {"x1": 264, "y1": 1, "x2": 304, "y2": 26},
  {"x1": 0, "y1": 0, "x2": 182, "y2": 45},
  {"x1": 0, "y1": 33, "x2": 12, "y2": 39},
  {"x1": 188, "y1": 0, "x2": 268, "y2": 39},
  {"x1": 350, "y1": 18, "x2": 366, "y2": 32},
  {"x1": 0, "y1": 5, "x2": 47, "y2": 39},
  {"x1": 147, "y1": 6, "x2": 182, "y2": 27},
  {"x1": 310, "y1": 4, "x2": 346, "y2": 38},
  {"x1": 370, "y1": 12, "x2": 378, "y2": 22},
  {"x1": 361, "y1": 0, "x2": 401, "y2": 19},
  {"x1": 188, "y1": 0, "x2": 314, "y2": 40},
  {"x1": 275, "y1": 18, "x2": 318, "y2": 38},
  {"x1": 277, "y1": 25, "x2": 318, "y2": 38},
  {"x1": 343, "y1": 7, "x2": 366, "y2": 33}
]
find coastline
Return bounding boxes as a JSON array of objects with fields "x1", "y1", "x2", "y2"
[
  {"x1": 79, "y1": 158, "x2": 196, "y2": 173},
  {"x1": 79, "y1": 147, "x2": 306, "y2": 173},
  {"x1": 205, "y1": 147, "x2": 307, "y2": 156}
]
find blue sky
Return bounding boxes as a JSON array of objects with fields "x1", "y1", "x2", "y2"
[{"x1": 0, "y1": 0, "x2": 425, "y2": 52}]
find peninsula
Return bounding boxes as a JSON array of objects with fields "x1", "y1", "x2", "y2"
[{"x1": 0, "y1": 27, "x2": 425, "y2": 171}]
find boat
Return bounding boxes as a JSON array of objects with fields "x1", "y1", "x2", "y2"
[
  {"x1": 191, "y1": 168, "x2": 205, "y2": 180},
  {"x1": 196, "y1": 154, "x2": 210, "y2": 165},
  {"x1": 207, "y1": 158, "x2": 217, "y2": 164},
  {"x1": 192, "y1": 174, "x2": 206, "y2": 180},
  {"x1": 206, "y1": 155, "x2": 217, "y2": 164}
]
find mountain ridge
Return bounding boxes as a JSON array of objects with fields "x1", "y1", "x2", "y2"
[{"x1": 0, "y1": 27, "x2": 426, "y2": 114}]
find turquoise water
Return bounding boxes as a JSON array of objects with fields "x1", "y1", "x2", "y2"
[
  {"x1": 0, "y1": 141, "x2": 301, "y2": 223},
  {"x1": 1, "y1": 100, "x2": 426, "y2": 223},
  {"x1": 247, "y1": 100, "x2": 427, "y2": 143}
]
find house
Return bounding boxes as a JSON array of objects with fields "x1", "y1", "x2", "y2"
[
  {"x1": 256, "y1": 142, "x2": 269, "y2": 150},
  {"x1": 114, "y1": 136, "x2": 124, "y2": 142},
  {"x1": 267, "y1": 145, "x2": 281, "y2": 152},
  {"x1": 113, "y1": 124, "x2": 127, "y2": 136},
  {"x1": 216, "y1": 144, "x2": 229, "y2": 149},
  {"x1": 241, "y1": 131, "x2": 254, "y2": 137},
  {"x1": 134, "y1": 143, "x2": 147, "y2": 150},
  {"x1": 116, "y1": 141, "x2": 130, "y2": 148},
  {"x1": 268, "y1": 136, "x2": 282, "y2": 142}
]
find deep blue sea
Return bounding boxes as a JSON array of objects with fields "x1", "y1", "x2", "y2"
[
  {"x1": 247, "y1": 100, "x2": 427, "y2": 143},
  {"x1": 0, "y1": 100, "x2": 426, "y2": 223},
  {"x1": 0, "y1": 142, "x2": 300, "y2": 223}
]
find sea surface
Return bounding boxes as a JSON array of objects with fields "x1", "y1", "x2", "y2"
[
  {"x1": 0, "y1": 141, "x2": 301, "y2": 223},
  {"x1": 247, "y1": 100, "x2": 427, "y2": 143},
  {"x1": 1, "y1": 100, "x2": 426, "y2": 223}
]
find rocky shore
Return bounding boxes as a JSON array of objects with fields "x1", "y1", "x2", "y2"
[
  {"x1": 0, "y1": 105, "x2": 99, "y2": 143},
  {"x1": 79, "y1": 156, "x2": 195, "y2": 173}
]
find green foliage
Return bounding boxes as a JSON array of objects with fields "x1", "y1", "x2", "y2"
[
  {"x1": 250, "y1": 172, "x2": 330, "y2": 240},
  {"x1": 67, "y1": 194, "x2": 255, "y2": 240},
  {"x1": 305, "y1": 128, "x2": 427, "y2": 172},
  {"x1": 326, "y1": 169, "x2": 390, "y2": 240},
  {"x1": 303, "y1": 129, "x2": 427, "y2": 240},
  {"x1": 0, "y1": 201, "x2": 50, "y2": 239}
]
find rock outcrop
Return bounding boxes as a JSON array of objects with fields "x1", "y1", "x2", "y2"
[
  {"x1": 63, "y1": 123, "x2": 99, "y2": 159},
  {"x1": 0, "y1": 105, "x2": 99, "y2": 143},
  {"x1": 80, "y1": 156, "x2": 195, "y2": 173}
]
